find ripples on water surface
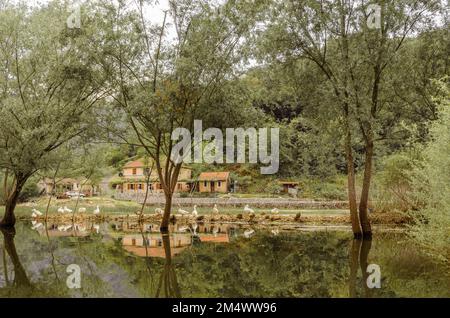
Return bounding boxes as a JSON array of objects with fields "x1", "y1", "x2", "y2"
[{"x1": 0, "y1": 221, "x2": 448, "y2": 298}]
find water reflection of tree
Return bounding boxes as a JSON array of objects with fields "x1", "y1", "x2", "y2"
[
  {"x1": 155, "y1": 232, "x2": 181, "y2": 298},
  {"x1": 349, "y1": 238, "x2": 372, "y2": 298},
  {"x1": 137, "y1": 222, "x2": 156, "y2": 297},
  {"x1": 0, "y1": 227, "x2": 31, "y2": 288}
]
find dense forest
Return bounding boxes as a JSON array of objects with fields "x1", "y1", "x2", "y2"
[{"x1": 0, "y1": 0, "x2": 449, "y2": 260}]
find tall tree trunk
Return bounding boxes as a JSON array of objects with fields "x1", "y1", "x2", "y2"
[
  {"x1": 345, "y1": 122, "x2": 362, "y2": 238},
  {"x1": 339, "y1": 9, "x2": 362, "y2": 238},
  {"x1": 159, "y1": 163, "x2": 181, "y2": 232},
  {"x1": 0, "y1": 178, "x2": 25, "y2": 228},
  {"x1": 2, "y1": 169, "x2": 9, "y2": 205},
  {"x1": 359, "y1": 140, "x2": 373, "y2": 237},
  {"x1": 160, "y1": 191, "x2": 172, "y2": 232}
]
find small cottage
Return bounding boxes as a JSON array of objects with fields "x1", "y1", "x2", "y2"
[
  {"x1": 278, "y1": 181, "x2": 299, "y2": 194},
  {"x1": 38, "y1": 178, "x2": 99, "y2": 197},
  {"x1": 198, "y1": 171, "x2": 231, "y2": 193}
]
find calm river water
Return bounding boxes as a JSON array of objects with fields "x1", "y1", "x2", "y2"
[{"x1": 0, "y1": 220, "x2": 448, "y2": 297}]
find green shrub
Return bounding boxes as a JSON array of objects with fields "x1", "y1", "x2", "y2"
[
  {"x1": 408, "y1": 78, "x2": 450, "y2": 263},
  {"x1": 18, "y1": 181, "x2": 41, "y2": 202},
  {"x1": 372, "y1": 153, "x2": 418, "y2": 212}
]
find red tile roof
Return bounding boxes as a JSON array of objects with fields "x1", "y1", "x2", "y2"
[
  {"x1": 123, "y1": 159, "x2": 192, "y2": 171},
  {"x1": 123, "y1": 160, "x2": 146, "y2": 168},
  {"x1": 198, "y1": 171, "x2": 230, "y2": 181}
]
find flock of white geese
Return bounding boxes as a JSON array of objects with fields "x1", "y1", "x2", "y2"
[
  {"x1": 31, "y1": 204, "x2": 279, "y2": 218},
  {"x1": 154, "y1": 204, "x2": 280, "y2": 217},
  {"x1": 31, "y1": 204, "x2": 281, "y2": 236},
  {"x1": 31, "y1": 206, "x2": 101, "y2": 218}
]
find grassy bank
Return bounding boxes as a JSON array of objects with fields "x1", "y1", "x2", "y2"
[{"x1": 2, "y1": 196, "x2": 350, "y2": 218}]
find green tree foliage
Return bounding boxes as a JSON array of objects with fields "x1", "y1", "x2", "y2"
[
  {"x1": 409, "y1": 78, "x2": 450, "y2": 263},
  {"x1": 0, "y1": 2, "x2": 105, "y2": 225},
  {"x1": 87, "y1": 0, "x2": 263, "y2": 229}
]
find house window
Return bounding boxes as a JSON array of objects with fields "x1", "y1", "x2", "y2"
[
  {"x1": 130, "y1": 184, "x2": 135, "y2": 190},
  {"x1": 132, "y1": 168, "x2": 137, "y2": 175},
  {"x1": 178, "y1": 183, "x2": 182, "y2": 190},
  {"x1": 218, "y1": 181, "x2": 221, "y2": 187},
  {"x1": 204, "y1": 181, "x2": 207, "y2": 187},
  {"x1": 138, "y1": 184, "x2": 142, "y2": 190}
]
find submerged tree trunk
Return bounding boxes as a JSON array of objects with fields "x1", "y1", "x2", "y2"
[
  {"x1": 0, "y1": 178, "x2": 26, "y2": 228},
  {"x1": 348, "y1": 238, "x2": 362, "y2": 297},
  {"x1": 359, "y1": 238, "x2": 373, "y2": 298},
  {"x1": 0, "y1": 226, "x2": 31, "y2": 287},
  {"x1": 159, "y1": 162, "x2": 182, "y2": 232},
  {"x1": 344, "y1": 119, "x2": 362, "y2": 238},
  {"x1": 156, "y1": 231, "x2": 181, "y2": 298},
  {"x1": 359, "y1": 140, "x2": 374, "y2": 237},
  {"x1": 160, "y1": 191, "x2": 173, "y2": 232}
]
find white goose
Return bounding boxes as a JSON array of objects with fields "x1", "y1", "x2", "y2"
[
  {"x1": 58, "y1": 224, "x2": 72, "y2": 231},
  {"x1": 155, "y1": 208, "x2": 164, "y2": 215},
  {"x1": 31, "y1": 208, "x2": 43, "y2": 217},
  {"x1": 192, "y1": 223, "x2": 198, "y2": 236},
  {"x1": 271, "y1": 208, "x2": 279, "y2": 214},
  {"x1": 57, "y1": 207, "x2": 65, "y2": 214},
  {"x1": 93, "y1": 206, "x2": 100, "y2": 215},
  {"x1": 75, "y1": 224, "x2": 86, "y2": 232},
  {"x1": 212, "y1": 204, "x2": 219, "y2": 215},
  {"x1": 244, "y1": 204, "x2": 254, "y2": 214},
  {"x1": 78, "y1": 207, "x2": 86, "y2": 213},
  {"x1": 93, "y1": 224, "x2": 100, "y2": 234},
  {"x1": 31, "y1": 222, "x2": 44, "y2": 230},
  {"x1": 178, "y1": 208, "x2": 190, "y2": 215},
  {"x1": 192, "y1": 205, "x2": 198, "y2": 217},
  {"x1": 271, "y1": 228, "x2": 280, "y2": 236},
  {"x1": 178, "y1": 225, "x2": 189, "y2": 232},
  {"x1": 63, "y1": 206, "x2": 72, "y2": 213},
  {"x1": 244, "y1": 229, "x2": 255, "y2": 238}
]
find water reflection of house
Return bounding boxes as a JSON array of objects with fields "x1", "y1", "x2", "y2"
[
  {"x1": 37, "y1": 226, "x2": 91, "y2": 238},
  {"x1": 197, "y1": 223, "x2": 232, "y2": 234},
  {"x1": 37, "y1": 178, "x2": 99, "y2": 197},
  {"x1": 113, "y1": 159, "x2": 192, "y2": 194},
  {"x1": 198, "y1": 234, "x2": 229, "y2": 243},
  {"x1": 122, "y1": 233, "x2": 192, "y2": 258}
]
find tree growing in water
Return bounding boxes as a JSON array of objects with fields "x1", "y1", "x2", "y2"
[
  {"x1": 93, "y1": 0, "x2": 259, "y2": 230},
  {"x1": 260, "y1": 0, "x2": 442, "y2": 237},
  {"x1": 0, "y1": 3, "x2": 106, "y2": 227}
]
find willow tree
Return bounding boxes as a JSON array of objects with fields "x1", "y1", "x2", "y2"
[
  {"x1": 0, "y1": 3, "x2": 105, "y2": 226},
  {"x1": 93, "y1": 0, "x2": 259, "y2": 231},
  {"x1": 262, "y1": 0, "x2": 441, "y2": 237}
]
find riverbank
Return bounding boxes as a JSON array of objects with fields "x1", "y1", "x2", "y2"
[
  {"x1": 2, "y1": 196, "x2": 411, "y2": 226},
  {"x1": 19, "y1": 210, "x2": 410, "y2": 227},
  {"x1": 113, "y1": 192, "x2": 349, "y2": 209}
]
